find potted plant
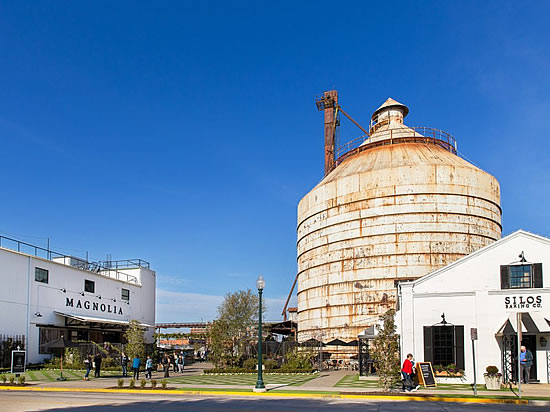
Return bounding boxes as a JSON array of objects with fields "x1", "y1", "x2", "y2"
[{"x1": 483, "y1": 366, "x2": 502, "y2": 390}]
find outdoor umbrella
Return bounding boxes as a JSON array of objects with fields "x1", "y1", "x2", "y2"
[
  {"x1": 300, "y1": 338, "x2": 325, "y2": 347},
  {"x1": 40, "y1": 337, "x2": 79, "y2": 381}
]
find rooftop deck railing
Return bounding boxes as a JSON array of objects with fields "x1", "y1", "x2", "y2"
[
  {"x1": 0, "y1": 235, "x2": 149, "y2": 284},
  {"x1": 331, "y1": 126, "x2": 457, "y2": 174}
]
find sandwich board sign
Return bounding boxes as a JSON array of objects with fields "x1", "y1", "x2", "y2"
[
  {"x1": 11, "y1": 350, "x2": 26, "y2": 374},
  {"x1": 416, "y1": 362, "x2": 436, "y2": 387}
]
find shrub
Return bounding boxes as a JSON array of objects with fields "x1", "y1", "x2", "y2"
[
  {"x1": 0, "y1": 375, "x2": 6, "y2": 384},
  {"x1": 242, "y1": 358, "x2": 256, "y2": 370},
  {"x1": 140, "y1": 378, "x2": 147, "y2": 388},
  {"x1": 9, "y1": 375, "x2": 15, "y2": 384},
  {"x1": 485, "y1": 366, "x2": 499, "y2": 376},
  {"x1": 151, "y1": 379, "x2": 157, "y2": 388},
  {"x1": 129, "y1": 378, "x2": 135, "y2": 388},
  {"x1": 264, "y1": 359, "x2": 278, "y2": 370},
  {"x1": 161, "y1": 379, "x2": 167, "y2": 389},
  {"x1": 203, "y1": 367, "x2": 313, "y2": 374},
  {"x1": 117, "y1": 378, "x2": 124, "y2": 388},
  {"x1": 18, "y1": 375, "x2": 25, "y2": 385}
]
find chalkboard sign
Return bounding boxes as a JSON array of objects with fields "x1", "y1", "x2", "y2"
[
  {"x1": 416, "y1": 362, "x2": 436, "y2": 387},
  {"x1": 11, "y1": 350, "x2": 26, "y2": 374}
]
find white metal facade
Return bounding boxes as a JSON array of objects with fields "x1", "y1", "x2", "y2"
[
  {"x1": 397, "y1": 230, "x2": 550, "y2": 384},
  {"x1": 0, "y1": 246, "x2": 156, "y2": 364}
]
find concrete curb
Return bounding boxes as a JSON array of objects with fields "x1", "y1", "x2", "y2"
[{"x1": 0, "y1": 386, "x2": 533, "y2": 404}]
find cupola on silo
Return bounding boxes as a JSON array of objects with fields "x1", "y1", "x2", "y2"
[{"x1": 295, "y1": 92, "x2": 502, "y2": 343}]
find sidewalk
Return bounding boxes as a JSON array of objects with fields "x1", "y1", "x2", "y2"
[{"x1": 3, "y1": 368, "x2": 550, "y2": 405}]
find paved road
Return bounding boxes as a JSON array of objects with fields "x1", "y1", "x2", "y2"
[{"x1": 0, "y1": 391, "x2": 546, "y2": 412}]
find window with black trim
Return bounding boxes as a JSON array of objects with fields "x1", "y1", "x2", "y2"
[
  {"x1": 35, "y1": 267, "x2": 49, "y2": 284},
  {"x1": 423, "y1": 325, "x2": 464, "y2": 369},
  {"x1": 84, "y1": 279, "x2": 95, "y2": 293},
  {"x1": 500, "y1": 263, "x2": 543, "y2": 289},
  {"x1": 121, "y1": 288, "x2": 130, "y2": 301}
]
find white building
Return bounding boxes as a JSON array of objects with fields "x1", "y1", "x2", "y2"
[
  {"x1": 0, "y1": 236, "x2": 156, "y2": 364},
  {"x1": 397, "y1": 230, "x2": 550, "y2": 384}
]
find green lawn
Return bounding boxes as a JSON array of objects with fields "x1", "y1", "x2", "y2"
[
  {"x1": 1, "y1": 369, "x2": 120, "y2": 382},
  {"x1": 165, "y1": 373, "x2": 318, "y2": 387},
  {"x1": 334, "y1": 374, "x2": 512, "y2": 392}
]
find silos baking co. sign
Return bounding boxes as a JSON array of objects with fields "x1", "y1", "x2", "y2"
[{"x1": 504, "y1": 295, "x2": 543, "y2": 311}]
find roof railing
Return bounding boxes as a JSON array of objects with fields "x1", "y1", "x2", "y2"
[
  {"x1": 331, "y1": 126, "x2": 457, "y2": 173},
  {"x1": 0, "y1": 235, "x2": 148, "y2": 284}
]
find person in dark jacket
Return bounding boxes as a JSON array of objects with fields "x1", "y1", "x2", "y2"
[
  {"x1": 520, "y1": 346, "x2": 534, "y2": 384},
  {"x1": 93, "y1": 353, "x2": 102, "y2": 378},
  {"x1": 161, "y1": 354, "x2": 170, "y2": 378},
  {"x1": 121, "y1": 352, "x2": 128, "y2": 377}
]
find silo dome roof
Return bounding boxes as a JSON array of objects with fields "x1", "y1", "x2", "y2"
[{"x1": 372, "y1": 97, "x2": 409, "y2": 119}]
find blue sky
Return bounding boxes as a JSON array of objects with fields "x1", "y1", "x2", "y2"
[{"x1": 1, "y1": 1, "x2": 549, "y2": 322}]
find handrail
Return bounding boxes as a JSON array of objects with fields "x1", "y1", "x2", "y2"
[
  {"x1": 330, "y1": 126, "x2": 458, "y2": 174},
  {"x1": 0, "y1": 235, "x2": 148, "y2": 284}
]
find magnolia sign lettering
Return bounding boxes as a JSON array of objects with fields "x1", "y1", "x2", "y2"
[
  {"x1": 66, "y1": 298, "x2": 124, "y2": 315},
  {"x1": 504, "y1": 295, "x2": 542, "y2": 310}
]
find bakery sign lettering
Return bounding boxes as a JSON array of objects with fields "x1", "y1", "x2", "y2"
[
  {"x1": 66, "y1": 298, "x2": 123, "y2": 315},
  {"x1": 504, "y1": 295, "x2": 542, "y2": 310}
]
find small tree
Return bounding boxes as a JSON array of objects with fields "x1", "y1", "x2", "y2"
[
  {"x1": 371, "y1": 309, "x2": 401, "y2": 391},
  {"x1": 209, "y1": 289, "x2": 265, "y2": 367},
  {"x1": 124, "y1": 320, "x2": 146, "y2": 360}
]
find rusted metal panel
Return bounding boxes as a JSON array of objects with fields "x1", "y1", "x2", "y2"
[{"x1": 296, "y1": 100, "x2": 502, "y2": 343}]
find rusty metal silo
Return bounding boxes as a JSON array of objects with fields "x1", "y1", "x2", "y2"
[{"x1": 295, "y1": 93, "x2": 502, "y2": 343}]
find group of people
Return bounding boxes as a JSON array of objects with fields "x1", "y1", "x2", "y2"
[
  {"x1": 83, "y1": 353, "x2": 103, "y2": 381},
  {"x1": 82, "y1": 352, "x2": 155, "y2": 381},
  {"x1": 120, "y1": 352, "x2": 154, "y2": 380},
  {"x1": 160, "y1": 352, "x2": 186, "y2": 378}
]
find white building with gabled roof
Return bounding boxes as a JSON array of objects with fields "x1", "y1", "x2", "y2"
[{"x1": 397, "y1": 230, "x2": 550, "y2": 384}]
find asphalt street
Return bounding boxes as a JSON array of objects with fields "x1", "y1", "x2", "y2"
[{"x1": 0, "y1": 391, "x2": 546, "y2": 412}]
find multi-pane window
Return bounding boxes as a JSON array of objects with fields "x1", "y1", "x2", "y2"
[
  {"x1": 424, "y1": 325, "x2": 464, "y2": 369},
  {"x1": 509, "y1": 265, "x2": 532, "y2": 288},
  {"x1": 501, "y1": 263, "x2": 543, "y2": 289},
  {"x1": 84, "y1": 279, "x2": 95, "y2": 293},
  {"x1": 432, "y1": 326, "x2": 455, "y2": 367},
  {"x1": 35, "y1": 267, "x2": 49, "y2": 284},
  {"x1": 121, "y1": 288, "x2": 130, "y2": 301}
]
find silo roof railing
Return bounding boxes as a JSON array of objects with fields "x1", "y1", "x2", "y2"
[{"x1": 332, "y1": 126, "x2": 457, "y2": 173}]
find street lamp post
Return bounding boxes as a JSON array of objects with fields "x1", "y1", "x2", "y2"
[{"x1": 254, "y1": 275, "x2": 266, "y2": 392}]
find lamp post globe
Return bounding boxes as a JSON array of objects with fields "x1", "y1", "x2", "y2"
[{"x1": 254, "y1": 275, "x2": 266, "y2": 392}]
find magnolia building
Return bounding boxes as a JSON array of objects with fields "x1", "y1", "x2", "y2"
[
  {"x1": 0, "y1": 236, "x2": 156, "y2": 364},
  {"x1": 397, "y1": 230, "x2": 550, "y2": 384}
]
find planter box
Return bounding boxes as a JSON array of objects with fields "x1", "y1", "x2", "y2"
[{"x1": 484, "y1": 375, "x2": 502, "y2": 390}]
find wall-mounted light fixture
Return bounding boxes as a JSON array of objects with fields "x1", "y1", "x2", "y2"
[
  {"x1": 60, "y1": 288, "x2": 66, "y2": 293},
  {"x1": 80, "y1": 292, "x2": 85, "y2": 296},
  {"x1": 519, "y1": 251, "x2": 527, "y2": 263},
  {"x1": 34, "y1": 312, "x2": 42, "y2": 317},
  {"x1": 540, "y1": 336, "x2": 548, "y2": 348},
  {"x1": 97, "y1": 295, "x2": 102, "y2": 300}
]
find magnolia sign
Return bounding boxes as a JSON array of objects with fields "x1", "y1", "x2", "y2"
[
  {"x1": 66, "y1": 298, "x2": 124, "y2": 315},
  {"x1": 504, "y1": 295, "x2": 542, "y2": 311}
]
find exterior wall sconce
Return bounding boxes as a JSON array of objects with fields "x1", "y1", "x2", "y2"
[
  {"x1": 34, "y1": 312, "x2": 42, "y2": 317},
  {"x1": 60, "y1": 288, "x2": 66, "y2": 293},
  {"x1": 540, "y1": 337, "x2": 548, "y2": 348},
  {"x1": 80, "y1": 292, "x2": 85, "y2": 296}
]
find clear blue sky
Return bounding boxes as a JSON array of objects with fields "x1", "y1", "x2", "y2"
[{"x1": 1, "y1": 1, "x2": 549, "y2": 322}]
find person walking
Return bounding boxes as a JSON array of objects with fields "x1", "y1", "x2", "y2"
[
  {"x1": 132, "y1": 355, "x2": 141, "y2": 380},
  {"x1": 179, "y1": 354, "x2": 185, "y2": 373},
  {"x1": 145, "y1": 356, "x2": 153, "y2": 379},
  {"x1": 93, "y1": 353, "x2": 102, "y2": 378},
  {"x1": 171, "y1": 354, "x2": 177, "y2": 373},
  {"x1": 520, "y1": 345, "x2": 533, "y2": 384},
  {"x1": 162, "y1": 353, "x2": 170, "y2": 378},
  {"x1": 121, "y1": 352, "x2": 128, "y2": 377},
  {"x1": 401, "y1": 354, "x2": 419, "y2": 392},
  {"x1": 83, "y1": 353, "x2": 92, "y2": 381}
]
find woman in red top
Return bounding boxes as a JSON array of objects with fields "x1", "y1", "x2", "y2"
[{"x1": 401, "y1": 353, "x2": 418, "y2": 392}]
